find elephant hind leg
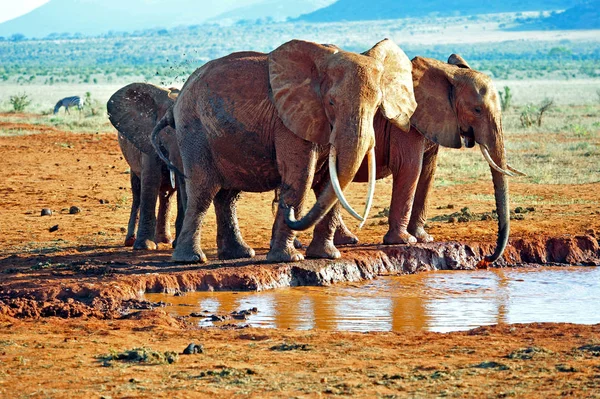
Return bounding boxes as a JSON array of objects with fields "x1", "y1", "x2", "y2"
[
  {"x1": 125, "y1": 172, "x2": 141, "y2": 246},
  {"x1": 215, "y1": 189, "x2": 255, "y2": 260}
]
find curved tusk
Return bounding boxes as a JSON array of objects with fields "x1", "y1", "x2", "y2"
[
  {"x1": 480, "y1": 145, "x2": 516, "y2": 177},
  {"x1": 359, "y1": 147, "x2": 376, "y2": 229},
  {"x1": 329, "y1": 146, "x2": 364, "y2": 222},
  {"x1": 507, "y1": 164, "x2": 527, "y2": 177},
  {"x1": 170, "y1": 170, "x2": 176, "y2": 189}
]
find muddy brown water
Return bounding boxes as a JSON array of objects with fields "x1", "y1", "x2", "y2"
[{"x1": 146, "y1": 266, "x2": 600, "y2": 332}]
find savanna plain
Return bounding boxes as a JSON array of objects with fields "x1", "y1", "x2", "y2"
[{"x1": 1, "y1": 14, "x2": 600, "y2": 398}]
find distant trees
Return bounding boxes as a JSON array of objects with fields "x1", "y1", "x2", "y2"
[{"x1": 9, "y1": 33, "x2": 26, "y2": 42}]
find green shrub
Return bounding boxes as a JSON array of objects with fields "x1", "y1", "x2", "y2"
[
  {"x1": 9, "y1": 93, "x2": 32, "y2": 112},
  {"x1": 499, "y1": 86, "x2": 512, "y2": 111}
]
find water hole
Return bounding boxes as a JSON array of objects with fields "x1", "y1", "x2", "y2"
[{"x1": 145, "y1": 267, "x2": 600, "y2": 333}]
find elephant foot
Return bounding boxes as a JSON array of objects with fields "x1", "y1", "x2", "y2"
[
  {"x1": 383, "y1": 230, "x2": 417, "y2": 245},
  {"x1": 172, "y1": 246, "x2": 208, "y2": 264},
  {"x1": 155, "y1": 233, "x2": 174, "y2": 245},
  {"x1": 266, "y1": 248, "x2": 304, "y2": 263},
  {"x1": 306, "y1": 240, "x2": 341, "y2": 260},
  {"x1": 271, "y1": 238, "x2": 304, "y2": 249},
  {"x1": 333, "y1": 228, "x2": 359, "y2": 246},
  {"x1": 124, "y1": 235, "x2": 136, "y2": 247},
  {"x1": 218, "y1": 242, "x2": 255, "y2": 260},
  {"x1": 133, "y1": 238, "x2": 157, "y2": 251},
  {"x1": 410, "y1": 227, "x2": 434, "y2": 243}
]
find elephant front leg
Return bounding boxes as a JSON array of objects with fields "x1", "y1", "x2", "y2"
[
  {"x1": 214, "y1": 189, "x2": 255, "y2": 260},
  {"x1": 133, "y1": 155, "x2": 162, "y2": 250},
  {"x1": 155, "y1": 177, "x2": 175, "y2": 245},
  {"x1": 268, "y1": 138, "x2": 318, "y2": 263},
  {"x1": 124, "y1": 172, "x2": 141, "y2": 246},
  {"x1": 408, "y1": 144, "x2": 439, "y2": 243}
]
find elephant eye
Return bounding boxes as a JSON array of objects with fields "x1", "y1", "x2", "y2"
[
  {"x1": 474, "y1": 106, "x2": 482, "y2": 114},
  {"x1": 329, "y1": 99, "x2": 334, "y2": 106}
]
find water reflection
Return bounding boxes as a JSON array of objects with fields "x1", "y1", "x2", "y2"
[{"x1": 145, "y1": 267, "x2": 600, "y2": 333}]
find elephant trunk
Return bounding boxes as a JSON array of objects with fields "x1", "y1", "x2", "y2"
[
  {"x1": 283, "y1": 114, "x2": 375, "y2": 231},
  {"x1": 481, "y1": 133, "x2": 510, "y2": 263}
]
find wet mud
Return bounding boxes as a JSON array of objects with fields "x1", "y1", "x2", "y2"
[{"x1": 1, "y1": 234, "x2": 598, "y2": 319}]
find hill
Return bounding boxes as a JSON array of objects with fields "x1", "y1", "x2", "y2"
[
  {"x1": 514, "y1": 0, "x2": 600, "y2": 30},
  {"x1": 207, "y1": 0, "x2": 334, "y2": 25},
  {"x1": 297, "y1": 0, "x2": 581, "y2": 22},
  {"x1": 0, "y1": 0, "x2": 320, "y2": 38}
]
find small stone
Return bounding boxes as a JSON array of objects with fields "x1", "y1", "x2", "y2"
[
  {"x1": 448, "y1": 217, "x2": 456, "y2": 223},
  {"x1": 481, "y1": 214, "x2": 493, "y2": 221},
  {"x1": 41, "y1": 208, "x2": 52, "y2": 216},
  {"x1": 120, "y1": 227, "x2": 127, "y2": 233},
  {"x1": 69, "y1": 206, "x2": 81, "y2": 214},
  {"x1": 99, "y1": 199, "x2": 110, "y2": 204},
  {"x1": 514, "y1": 206, "x2": 524, "y2": 213},
  {"x1": 447, "y1": 204, "x2": 454, "y2": 209},
  {"x1": 183, "y1": 343, "x2": 203, "y2": 355},
  {"x1": 526, "y1": 206, "x2": 535, "y2": 212},
  {"x1": 49, "y1": 225, "x2": 59, "y2": 232}
]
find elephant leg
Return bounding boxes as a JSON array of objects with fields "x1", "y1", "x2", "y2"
[
  {"x1": 214, "y1": 189, "x2": 255, "y2": 260},
  {"x1": 124, "y1": 172, "x2": 141, "y2": 246},
  {"x1": 171, "y1": 129, "x2": 220, "y2": 263},
  {"x1": 408, "y1": 144, "x2": 439, "y2": 243},
  {"x1": 332, "y1": 205, "x2": 359, "y2": 245},
  {"x1": 306, "y1": 179, "x2": 345, "y2": 259},
  {"x1": 155, "y1": 172, "x2": 175, "y2": 245},
  {"x1": 172, "y1": 176, "x2": 186, "y2": 249},
  {"x1": 267, "y1": 138, "x2": 318, "y2": 263},
  {"x1": 383, "y1": 132, "x2": 425, "y2": 245},
  {"x1": 133, "y1": 154, "x2": 162, "y2": 250}
]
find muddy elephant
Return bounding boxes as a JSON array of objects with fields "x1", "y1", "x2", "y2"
[
  {"x1": 331, "y1": 54, "x2": 525, "y2": 264},
  {"x1": 153, "y1": 39, "x2": 416, "y2": 263},
  {"x1": 107, "y1": 83, "x2": 185, "y2": 250}
]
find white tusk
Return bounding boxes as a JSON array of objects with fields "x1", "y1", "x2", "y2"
[
  {"x1": 507, "y1": 164, "x2": 527, "y2": 177},
  {"x1": 170, "y1": 170, "x2": 176, "y2": 189},
  {"x1": 480, "y1": 145, "x2": 516, "y2": 177},
  {"x1": 359, "y1": 147, "x2": 376, "y2": 229},
  {"x1": 329, "y1": 146, "x2": 364, "y2": 222}
]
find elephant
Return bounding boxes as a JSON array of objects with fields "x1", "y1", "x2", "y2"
[
  {"x1": 107, "y1": 83, "x2": 185, "y2": 250},
  {"x1": 152, "y1": 39, "x2": 417, "y2": 263},
  {"x1": 329, "y1": 54, "x2": 525, "y2": 264}
]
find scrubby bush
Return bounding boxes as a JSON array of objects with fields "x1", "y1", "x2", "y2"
[
  {"x1": 9, "y1": 93, "x2": 32, "y2": 112},
  {"x1": 499, "y1": 86, "x2": 512, "y2": 111}
]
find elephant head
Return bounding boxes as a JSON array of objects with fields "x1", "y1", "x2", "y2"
[
  {"x1": 268, "y1": 39, "x2": 417, "y2": 231},
  {"x1": 410, "y1": 55, "x2": 525, "y2": 263},
  {"x1": 107, "y1": 83, "x2": 178, "y2": 154}
]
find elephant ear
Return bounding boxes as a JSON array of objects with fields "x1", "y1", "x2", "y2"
[
  {"x1": 364, "y1": 39, "x2": 417, "y2": 132},
  {"x1": 268, "y1": 40, "x2": 338, "y2": 145},
  {"x1": 448, "y1": 54, "x2": 471, "y2": 69},
  {"x1": 410, "y1": 57, "x2": 462, "y2": 149},
  {"x1": 107, "y1": 83, "x2": 173, "y2": 153}
]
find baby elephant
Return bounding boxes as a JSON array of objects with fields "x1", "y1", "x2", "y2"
[{"x1": 107, "y1": 83, "x2": 182, "y2": 250}]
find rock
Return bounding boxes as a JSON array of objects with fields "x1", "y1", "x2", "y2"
[
  {"x1": 69, "y1": 206, "x2": 81, "y2": 214},
  {"x1": 448, "y1": 217, "x2": 456, "y2": 223},
  {"x1": 515, "y1": 207, "x2": 524, "y2": 213},
  {"x1": 99, "y1": 199, "x2": 109, "y2": 204},
  {"x1": 457, "y1": 216, "x2": 469, "y2": 223},
  {"x1": 49, "y1": 225, "x2": 59, "y2": 232},
  {"x1": 182, "y1": 343, "x2": 203, "y2": 355},
  {"x1": 41, "y1": 208, "x2": 52, "y2": 216}
]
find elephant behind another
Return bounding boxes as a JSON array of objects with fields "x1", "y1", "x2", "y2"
[{"x1": 107, "y1": 83, "x2": 184, "y2": 250}]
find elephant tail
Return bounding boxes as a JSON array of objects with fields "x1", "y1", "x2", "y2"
[{"x1": 151, "y1": 106, "x2": 186, "y2": 178}]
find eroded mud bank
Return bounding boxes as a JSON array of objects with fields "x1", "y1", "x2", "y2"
[{"x1": 1, "y1": 234, "x2": 598, "y2": 319}]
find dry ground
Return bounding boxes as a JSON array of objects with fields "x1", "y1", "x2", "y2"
[{"x1": 0, "y1": 112, "x2": 599, "y2": 397}]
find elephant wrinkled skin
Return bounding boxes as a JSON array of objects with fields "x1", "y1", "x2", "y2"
[
  {"x1": 107, "y1": 83, "x2": 184, "y2": 250},
  {"x1": 155, "y1": 39, "x2": 416, "y2": 263}
]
